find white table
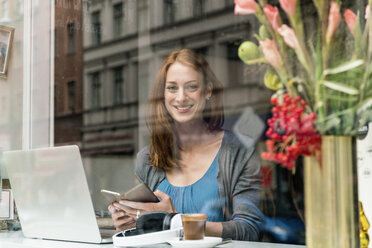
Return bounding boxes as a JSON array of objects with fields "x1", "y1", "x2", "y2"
[{"x1": 0, "y1": 231, "x2": 306, "y2": 248}]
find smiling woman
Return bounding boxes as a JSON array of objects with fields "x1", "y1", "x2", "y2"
[
  {"x1": 146, "y1": 49, "x2": 225, "y2": 171},
  {"x1": 108, "y1": 49, "x2": 263, "y2": 241},
  {"x1": 164, "y1": 62, "x2": 210, "y2": 124}
]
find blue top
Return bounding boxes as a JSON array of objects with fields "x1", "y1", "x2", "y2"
[
  {"x1": 135, "y1": 130, "x2": 262, "y2": 241},
  {"x1": 156, "y1": 151, "x2": 224, "y2": 222}
]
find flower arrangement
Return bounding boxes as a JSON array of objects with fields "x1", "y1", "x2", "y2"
[{"x1": 234, "y1": 0, "x2": 372, "y2": 169}]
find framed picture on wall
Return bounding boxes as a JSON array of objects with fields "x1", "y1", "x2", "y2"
[{"x1": 0, "y1": 25, "x2": 14, "y2": 78}]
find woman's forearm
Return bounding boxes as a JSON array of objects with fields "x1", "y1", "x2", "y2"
[{"x1": 205, "y1": 221, "x2": 223, "y2": 237}]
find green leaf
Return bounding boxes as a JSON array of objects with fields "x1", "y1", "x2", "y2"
[
  {"x1": 358, "y1": 109, "x2": 372, "y2": 127},
  {"x1": 322, "y1": 81, "x2": 359, "y2": 95},
  {"x1": 324, "y1": 117, "x2": 341, "y2": 132},
  {"x1": 357, "y1": 97, "x2": 372, "y2": 115},
  {"x1": 354, "y1": 12, "x2": 363, "y2": 57},
  {"x1": 326, "y1": 94, "x2": 358, "y2": 102},
  {"x1": 323, "y1": 60, "x2": 364, "y2": 75},
  {"x1": 341, "y1": 108, "x2": 355, "y2": 134},
  {"x1": 359, "y1": 109, "x2": 372, "y2": 127}
]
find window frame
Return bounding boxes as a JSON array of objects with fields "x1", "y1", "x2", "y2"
[
  {"x1": 91, "y1": 72, "x2": 101, "y2": 109},
  {"x1": 67, "y1": 81, "x2": 76, "y2": 113},
  {"x1": 113, "y1": 66, "x2": 124, "y2": 105},
  {"x1": 113, "y1": 2, "x2": 123, "y2": 38},
  {"x1": 91, "y1": 11, "x2": 101, "y2": 45},
  {"x1": 67, "y1": 22, "x2": 76, "y2": 54},
  {"x1": 163, "y1": 0, "x2": 175, "y2": 25}
]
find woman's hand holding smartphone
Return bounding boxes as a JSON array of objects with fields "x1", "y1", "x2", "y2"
[{"x1": 106, "y1": 188, "x2": 176, "y2": 231}]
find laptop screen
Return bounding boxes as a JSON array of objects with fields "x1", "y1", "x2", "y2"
[{"x1": 3, "y1": 145, "x2": 106, "y2": 243}]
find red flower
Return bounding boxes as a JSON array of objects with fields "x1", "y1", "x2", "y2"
[
  {"x1": 344, "y1": 9, "x2": 357, "y2": 36},
  {"x1": 261, "y1": 94, "x2": 321, "y2": 170},
  {"x1": 263, "y1": 4, "x2": 281, "y2": 32},
  {"x1": 234, "y1": 0, "x2": 258, "y2": 15},
  {"x1": 278, "y1": 25, "x2": 300, "y2": 50},
  {"x1": 259, "y1": 39, "x2": 282, "y2": 69},
  {"x1": 279, "y1": 0, "x2": 297, "y2": 17},
  {"x1": 366, "y1": 4, "x2": 370, "y2": 19},
  {"x1": 326, "y1": 1, "x2": 341, "y2": 42}
]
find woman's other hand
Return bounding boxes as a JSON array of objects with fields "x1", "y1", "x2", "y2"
[
  {"x1": 108, "y1": 204, "x2": 136, "y2": 231},
  {"x1": 116, "y1": 190, "x2": 176, "y2": 220}
]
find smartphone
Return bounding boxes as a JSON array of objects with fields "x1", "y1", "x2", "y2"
[{"x1": 101, "y1": 182, "x2": 159, "y2": 204}]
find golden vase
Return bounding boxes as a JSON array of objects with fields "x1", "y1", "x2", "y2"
[{"x1": 304, "y1": 136, "x2": 359, "y2": 248}]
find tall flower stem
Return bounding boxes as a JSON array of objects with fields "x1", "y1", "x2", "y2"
[
  {"x1": 315, "y1": 27, "x2": 326, "y2": 133},
  {"x1": 316, "y1": 0, "x2": 332, "y2": 134},
  {"x1": 288, "y1": 2, "x2": 316, "y2": 91},
  {"x1": 360, "y1": 0, "x2": 372, "y2": 101},
  {"x1": 256, "y1": 5, "x2": 293, "y2": 85}
]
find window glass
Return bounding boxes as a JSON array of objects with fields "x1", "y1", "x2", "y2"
[
  {"x1": 113, "y1": 66, "x2": 124, "y2": 105},
  {"x1": 68, "y1": 81, "x2": 76, "y2": 112},
  {"x1": 193, "y1": 0, "x2": 204, "y2": 17},
  {"x1": 91, "y1": 11, "x2": 101, "y2": 45},
  {"x1": 138, "y1": 0, "x2": 149, "y2": 32},
  {"x1": 163, "y1": 0, "x2": 175, "y2": 25},
  {"x1": 1, "y1": 1, "x2": 9, "y2": 20},
  {"x1": 52, "y1": 0, "x2": 367, "y2": 245},
  {"x1": 91, "y1": 72, "x2": 100, "y2": 109},
  {"x1": 113, "y1": 2, "x2": 123, "y2": 38},
  {"x1": 67, "y1": 22, "x2": 75, "y2": 54}
]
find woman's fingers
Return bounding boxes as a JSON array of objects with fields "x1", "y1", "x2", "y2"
[
  {"x1": 154, "y1": 190, "x2": 176, "y2": 213},
  {"x1": 114, "y1": 202, "x2": 138, "y2": 214},
  {"x1": 118, "y1": 200, "x2": 149, "y2": 210},
  {"x1": 108, "y1": 204, "x2": 116, "y2": 214},
  {"x1": 111, "y1": 210, "x2": 136, "y2": 231},
  {"x1": 113, "y1": 190, "x2": 175, "y2": 218},
  {"x1": 116, "y1": 221, "x2": 136, "y2": 232},
  {"x1": 153, "y1": 189, "x2": 168, "y2": 200},
  {"x1": 114, "y1": 215, "x2": 136, "y2": 231},
  {"x1": 111, "y1": 210, "x2": 125, "y2": 221}
]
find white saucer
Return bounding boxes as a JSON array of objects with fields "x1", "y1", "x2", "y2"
[{"x1": 167, "y1": 237, "x2": 223, "y2": 248}]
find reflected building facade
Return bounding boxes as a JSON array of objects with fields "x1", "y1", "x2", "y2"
[
  {"x1": 81, "y1": 0, "x2": 272, "y2": 156},
  {"x1": 53, "y1": 0, "x2": 276, "y2": 213},
  {"x1": 54, "y1": 0, "x2": 84, "y2": 147}
]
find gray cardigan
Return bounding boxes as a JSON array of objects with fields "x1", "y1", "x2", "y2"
[{"x1": 134, "y1": 130, "x2": 262, "y2": 241}]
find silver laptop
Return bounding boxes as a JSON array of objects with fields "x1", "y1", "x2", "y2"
[{"x1": 3, "y1": 145, "x2": 114, "y2": 243}]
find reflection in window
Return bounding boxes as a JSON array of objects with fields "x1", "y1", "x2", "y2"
[
  {"x1": 67, "y1": 0, "x2": 73, "y2": 9},
  {"x1": 194, "y1": 47, "x2": 208, "y2": 57},
  {"x1": 193, "y1": 0, "x2": 204, "y2": 17},
  {"x1": 68, "y1": 81, "x2": 76, "y2": 112},
  {"x1": 113, "y1": 67, "x2": 124, "y2": 105},
  {"x1": 17, "y1": 0, "x2": 23, "y2": 14},
  {"x1": 54, "y1": 85, "x2": 57, "y2": 114},
  {"x1": 91, "y1": 72, "x2": 101, "y2": 109},
  {"x1": 67, "y1": 22, "x2": 76, "y2": 54},
  {"x1": 55, "y1": 28, "x2": 59, "y2": 58},
  {"x1": 227, "y1": 42, "x2": 243, "y2": 86},
  {"x1": 113, "y1": 2, "x2": 123, "y2": 38},
  {"x1": 91, "y1": 11, "x2": 101, "y2": 45},
  {"x1": 1, "y1": 0, "x2": 9, "y2": 18},
  {"x1": 163, "y1": 0, "x2": 175, "y2": 25},
  {"x1": 138, "y1": 0, "x2": 149, "y2": 32},
  {"x1": 225, "y1": 0, "x2": 234, "y2": 7}
]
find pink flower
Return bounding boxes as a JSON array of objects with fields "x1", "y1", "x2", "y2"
[
  {"x1": 279, "y1": 0, "x2": 297, "y2": 17},
  {"x1": 278, "y1": 25, "x2": 300, "y2": 49},
  {"x1": 344, "y1": 9, "x2": 357, "y2": 36},
  {"x1": 264, "y1": 4, "x2": 281, "y2": 32},
  {"x1": 259, "y1": 39, "x2": 282, "y2": 69},
  {"x1": 366, "y1": 5, "x2": 370, "y2": 19},
  {"x1": 326, "y1": 1, "x2": 341, "y2": 42},
  {"x1": 234, "y1": 0, "x2": 258, "y2": 15}
]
